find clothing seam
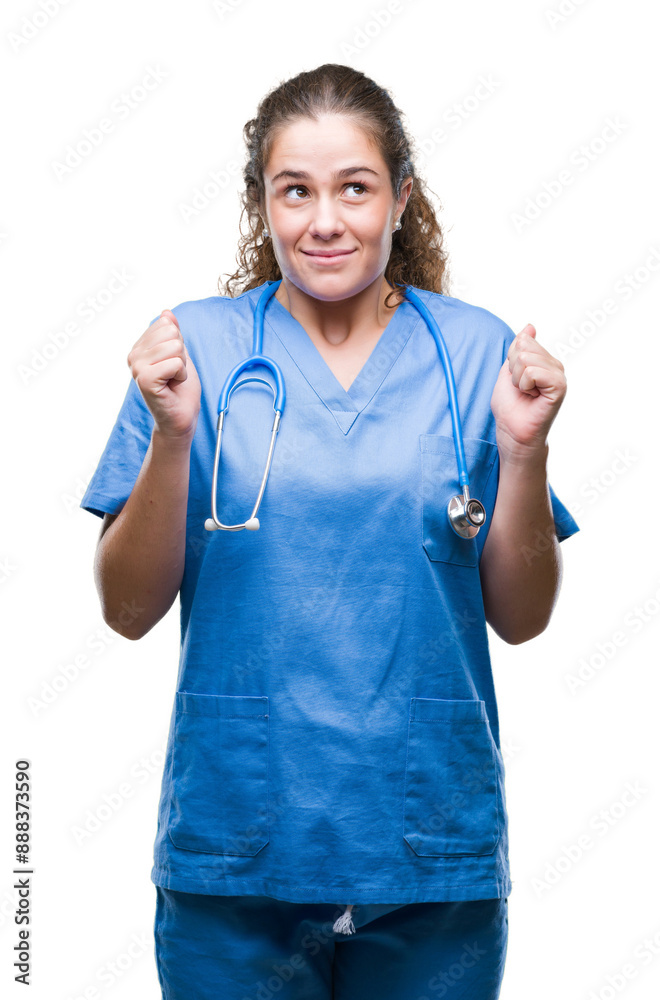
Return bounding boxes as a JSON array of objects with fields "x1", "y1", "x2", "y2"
[
  {"x1": 81, "y1": 491, "x2": 126, "y2": 510},
  {"x1": 150, "y1": 868, "x2": 509, "y2": 891}
]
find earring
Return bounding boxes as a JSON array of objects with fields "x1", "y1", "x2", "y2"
[{"x1": 394, "y1": 219, "x2": 402, "y2": 231}]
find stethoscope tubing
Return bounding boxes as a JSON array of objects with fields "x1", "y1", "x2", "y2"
[
  {"x1": 401, "y1": 285, "x2": 470, "y2": 489},
  {"x1": 205, "y1": 278, "x2": 480, "y2": 534}
]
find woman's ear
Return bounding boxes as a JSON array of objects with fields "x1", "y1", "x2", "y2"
[{"x1": 400, "y1": 176, "x2": 414, "y2": 214}]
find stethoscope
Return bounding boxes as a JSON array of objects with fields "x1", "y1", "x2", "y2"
[{"x1": 204, "y1": 279, "x2": 486, "y2": 539}]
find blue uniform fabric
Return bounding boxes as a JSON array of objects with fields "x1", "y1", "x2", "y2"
[
  {"x1": 153, "y1": 888, "x2": 509, "y2": 1000},
  {"x1": 81, "y1": 283, "x2": 580, "y2": 906}
]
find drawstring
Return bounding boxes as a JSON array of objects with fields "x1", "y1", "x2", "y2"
[{"x1": 333, "y1": 904, "x2": 355, "y2": 935}]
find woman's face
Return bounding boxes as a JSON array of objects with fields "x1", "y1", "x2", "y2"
[{"x1": 261, "y1": 114, "x2": 412, "y2": 303}]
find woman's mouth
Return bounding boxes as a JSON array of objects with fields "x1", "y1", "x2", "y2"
[{"x1": 301, "y1": 249, "x2": 356, "y2": 264}]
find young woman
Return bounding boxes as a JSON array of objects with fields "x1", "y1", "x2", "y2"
[{"x1": 82, "y1": 63, "x2": 579, "y2": 999}]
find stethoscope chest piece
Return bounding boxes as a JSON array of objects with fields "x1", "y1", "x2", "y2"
[{"x1": 447, "y1": 490, "x2": 487, "y2": 539}]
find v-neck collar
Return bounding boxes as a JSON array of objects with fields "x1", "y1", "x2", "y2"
[{"x1": 265, "y1": 292, "x2": 422, "y2": 434}]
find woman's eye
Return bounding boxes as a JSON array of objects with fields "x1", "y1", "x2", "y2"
[{"x1": 284, "y1": 185, "x2": 308, "y2": 200}]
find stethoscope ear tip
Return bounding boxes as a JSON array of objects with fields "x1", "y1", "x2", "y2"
[{"x1": 204, "y1": 516, "x2": 260, "y2": 531}]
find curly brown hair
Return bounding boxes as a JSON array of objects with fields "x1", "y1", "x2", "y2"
[{"x1": 218, "y1": 63, "x2": 450, "y2": 310}]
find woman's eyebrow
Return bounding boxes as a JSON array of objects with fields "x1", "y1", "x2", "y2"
[{"x1": 270, "y1": 166, "x2": 379, "y2": 183}]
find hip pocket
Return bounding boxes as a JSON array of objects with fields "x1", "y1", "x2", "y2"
[
  {"x1": 420, "y1": 434, "x2": 499, "y2": 567},
  {"x1": 167, "y1": 692, "x2": 269, "y2": 856},
  {"x1": 403, "y1": 697, "x2": 502, "y2": 857}
]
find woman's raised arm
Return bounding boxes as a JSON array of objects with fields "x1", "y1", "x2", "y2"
[{"x1": 92, "y1": 309, "x2": 201, "y2": 640}]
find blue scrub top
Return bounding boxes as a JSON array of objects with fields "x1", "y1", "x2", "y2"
[{"x1": 81, "y1": 283, "x2": 579, "y2": 905}]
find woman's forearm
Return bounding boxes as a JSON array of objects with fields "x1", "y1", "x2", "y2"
[
  {"x1": 93, "y1": 428, "x2": 194, "y2": 640},
  {"x1": 478, "y1": 444, "x2": 562, "y2": 644}
]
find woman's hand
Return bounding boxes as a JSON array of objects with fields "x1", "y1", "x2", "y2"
[
  {"x1": 490, "y1": 324, "x2": 567, "y2": 462},
  {"x1": 127, "y1": 309, "x2": 201, "y2": 440}
]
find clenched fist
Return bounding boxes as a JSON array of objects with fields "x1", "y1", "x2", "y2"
[{"x1": 127, "y1": 309, "x2": 201, "y2": 440}]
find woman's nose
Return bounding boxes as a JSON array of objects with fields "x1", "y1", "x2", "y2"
[{"x1": 308, "y1": 200, "x2": 344, "y2": 238}]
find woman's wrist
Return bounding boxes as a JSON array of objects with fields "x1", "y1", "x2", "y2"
[
  {"x1": 497, "y1": 439, "x2": 549, "y2": 472},
  {"x1": 151, "y1": 425, "x2": 196, "y2": 452}
]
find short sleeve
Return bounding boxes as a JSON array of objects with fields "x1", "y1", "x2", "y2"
[
  {"x1": 548, "y1": 483, "x2": 579, "y2": 541},
  {"x1": 500, "y1": 325, "x2": 579, "y2": 543},
  {"x1": 80, "y1": 369, "x2": 155, "y2": 520}
]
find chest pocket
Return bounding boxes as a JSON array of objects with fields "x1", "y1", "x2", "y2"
[
  {"x1": 420, "y1": 434, "x2": 499, "y2": 567},
  {"x1": 167, "y1": 692, "x2": 269, "y2": 856}
]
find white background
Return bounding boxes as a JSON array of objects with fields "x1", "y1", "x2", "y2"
[{"x1": 3, "y1": 0, "x2": 658, "y2": 997}]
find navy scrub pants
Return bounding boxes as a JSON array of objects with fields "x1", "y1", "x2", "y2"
[{"x1": 153, "y1": 887, "x2": 509, "y2": 999}]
